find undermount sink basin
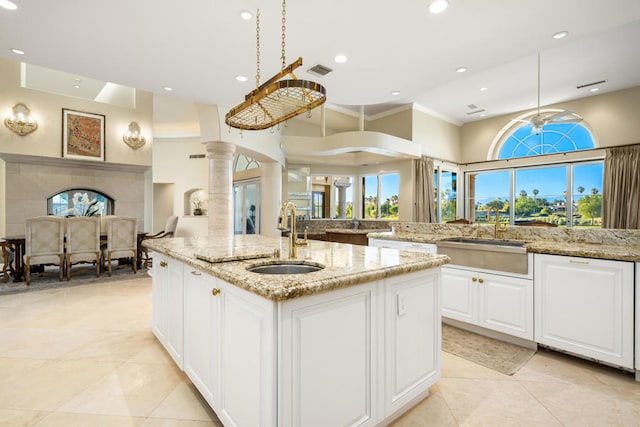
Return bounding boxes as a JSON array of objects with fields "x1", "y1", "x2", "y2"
[
  {"x1": 436, "y1": 237, "x2": 528, "y2": 274},
  {"x1": 247, "y1": 261, "x2": 325, "y2": 275}
]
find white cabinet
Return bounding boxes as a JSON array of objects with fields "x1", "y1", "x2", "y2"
[
  {"x1": 441, "y1": 266, "x2": 533, "y2": 340},
  {"x1": 383, "y1": 270, "x2": 440, "y2": 417},
  {"x1": 636, "y1": 262, "x2": 639, "y2": 375},
  {"x1": 279, "y1": 281, "x2": 379, "y2": 427},
  {"x1": 534, "y1": 254, "x2": 634, "y2": 369},
  {"x1": 151, "y1": 253, "x2": 184, "y2": 368},
  {"x1": 183, "y1": 266, "x2": 276, "y2": 426}
]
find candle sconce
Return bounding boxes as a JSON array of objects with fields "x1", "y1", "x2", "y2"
[{"x1": 4, "y1": 102, "x2": 38, "y2": 136}]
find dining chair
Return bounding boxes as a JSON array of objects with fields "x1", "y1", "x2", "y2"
[
  {"x1": 1, "y1": 240, "x2": 10, "y2": 283},
  {"x1": 23, "y1": 216, "x2": 65, "y2": 286},
  {"x1": 65, "y1": 216, "x2": 101, "y2": 280},
  {"x1": 103, "y1": 216, "x2": 137, "y2": 277},
  {"x1": 141, "y1": 215, "x2": 178, "y2": 268}
]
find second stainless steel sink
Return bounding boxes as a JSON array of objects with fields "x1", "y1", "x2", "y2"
[
  {"x1": 247, "y1": 260, "x2": 325, "y2": 275},
  {"x1": 436, "y1": 237, "x2": 528, "y2": 274}
]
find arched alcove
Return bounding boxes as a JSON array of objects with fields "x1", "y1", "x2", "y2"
[
  {"x1": 47, "y1": 188, "x2": 115, "y2": 216},
  {"x1": 184, "y1": 188, "x2": 207, "y2": 216}
]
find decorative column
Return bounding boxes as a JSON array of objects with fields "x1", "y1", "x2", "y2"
[
  {"x1": 203, "y1": 141, "x2": 236, "y2": 240},
  {"x1": 335, "y1": 181, "x2": 352, "y2": 219}
]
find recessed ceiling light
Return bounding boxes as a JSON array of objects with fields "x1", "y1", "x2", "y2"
[
  {"x1": 334, "y1": 54, "x2": 348, "y2": 64},
  {"x1": 428, "y1": 0, "x2": 449, "y2": 14},
  {"x1": 553, "y1": 30, "x2": 569, "y2": 39},
  {"x1": 240, "y1": 10, "x2": 252, "y2": 20},
  {"x1": 74, "y1": 85, "x2": 80, "y2": 89},
  {"x1": 391, "y1": 91, "x2": 400, "y2": 96},
  {"x1": 0, "y1": 0, "x2": 18, "y2": 10},
  {"x1": 235, "y1": 75, "x2": 248, "y2": 82},
  {"x1": 456, "y1": 67, "x2": 467, "y2": 73},
  {"x1": 590, "y1": 87, "x2": 599, "y2": 92},
  {"x1": 163, "y1": 87, "x2": 173, "y2": 92},
  {"x1": 528, "y1": 102, "x2": 536, "y2": 107},
  {"x1": 479, "y1": 113, "x2": 486, "y2": 117},
  {"x1": 10, "y1": 48, "x2": 24, "y2": 55},
  {"x1": 74, "y1": 78, "x2": 82, "y2": 82},
  {"x1": 480, "y1": 87, "x2": 487, "y2": 92}
]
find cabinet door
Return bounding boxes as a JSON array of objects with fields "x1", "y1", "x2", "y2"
[
  {"x1": 215, "y1": 281, "x2": 276, "y2": 427},
  {"x1": 279, "y1": 282, "x2": 378, "y2": 427},
  {"x1": 183, "y1": 268, "x2": 219, "y2": 407},
  {"x1": 636, "y1": 262, "x2": 639, "y2": 371},
  {"x1": 384, "y1": 269, "x2": 441, "y2": 416},
  {"x1": 151, "y1": 253, "x2": 168, "y2": 343},
  {"x1": 535, "y1": 254, "x2": 634, "y2": 369},
  {"x1": 401, "y1": 242, "x2": 437, "y2": 255},
  {"x1": 478, "y1": 273, "x2": 533, "y2": 340},
  {"x1": 166, "y1": 260, "x2": 184, "y2": 368},
  {"x1": 441, "y1": 267, "x2": 477, "y2": 323}
]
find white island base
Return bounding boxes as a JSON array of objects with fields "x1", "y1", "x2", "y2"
[{"x1": 152, "y1": 253, "x2": 442, "y2": 427}]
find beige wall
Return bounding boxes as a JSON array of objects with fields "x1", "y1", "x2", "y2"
[
  {"x1": 366, "y1": 108, "x2": 413, "y2": 140},
  {"x1": 412, "y1": 108, "x2": 462, "y2": 162},
  {"x1": 460, "y1": 86, "x2": 640, "y2": 163},
  {"x1": 0, "y1": 59, "x2": 153, "y2": 166}
]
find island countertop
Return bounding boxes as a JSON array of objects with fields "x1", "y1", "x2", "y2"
[{"x1": 143, "y1": 235, "x2": 449, "y2": 301}]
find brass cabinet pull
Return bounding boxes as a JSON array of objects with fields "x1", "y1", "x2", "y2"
[
  {"x1": 472, "y1": 277, "x2": 477, "y2": 282},
  {"x1": 191, "y1": 270, "x2": 202, "y2": 276},
  {"x1": 159, "y1": 261, "x2": 168, "y2": 268},
  {"x1": 212, "y1": 288, "x2": 220, "y2": 296},
  {"x1": 478, "y1": 278, "x2": 484, "y2": 283}
]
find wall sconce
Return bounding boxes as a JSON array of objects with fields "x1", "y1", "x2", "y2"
[
  {"x1": 122, "y1": 121, "x2": 146, "y2": 149},
  {"x1": 4, "y1": 102, "x2": 38, "y2": 136}
]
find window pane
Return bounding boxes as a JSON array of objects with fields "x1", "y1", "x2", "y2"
[
  {"x1": 572, "y1": 163, "x2": 603, "y2": 227},
  {"x1": 499, "y1": 122, "x2": 594, "y2": 159},
  {"x1": 467, "y1": 171, "x2": 510, "y2": 224},
  {"x1": 312, "y1": 191, "x2": 324, "y2": 219},
  {"x1": 440, "y1": 171, "x2": 457, "y2": 223},
  {"x1": 363, "y1": 176, "x2": 377, "y2": 219},
  {"x1": 379, "y1": 173, "x2": 399, "y2": 219},
  {"x1": 515, "y1": 166, "x2": 567, "y2": 226}
]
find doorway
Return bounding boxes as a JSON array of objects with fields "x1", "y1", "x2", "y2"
[{"x1": 234, "y1": 180, "x2": 260, "y2": 235}]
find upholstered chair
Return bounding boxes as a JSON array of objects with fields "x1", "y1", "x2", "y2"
[
  {"x1": 1, "y1": 240, "x2": 10, "y2": 283},
  {"x1": 141, "y1": 215, "x2": 178, "y2": 268},
  {"x1": 65, "y1": 216, "x2": 101, "y2": 280},
  {"x1": 23, "y1": 216, "x2": 65, "y2": 286},
  {"x1": 103, "y1": 216, "x2": 137, "y2": 277}
]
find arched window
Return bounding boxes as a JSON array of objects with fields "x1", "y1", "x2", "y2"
[
  {"x1": 47, "y1": 189, "x2": 114, "y2": 217},
  {"x1": 234, "y1": 154, "x2": 261, "y2": 172},
  {"x1": 498, "y1": 119, "x2": 595, "y2": 159}
]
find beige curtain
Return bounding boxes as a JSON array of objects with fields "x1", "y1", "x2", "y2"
[
  {"x1": 415, "y1": 156, "x2": 435, "y2": 222},
  {"x1": 602, "y1": 144, "x2": 640, "y2": 229}
]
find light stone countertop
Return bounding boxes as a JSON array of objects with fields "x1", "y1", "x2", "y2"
[
  {"x1": 367, "y1": 230, "x2": 640, "y2": 262},
  {"x1": 143, "y1": 235, "x2": 450, "y2": 301},
  {"x1": 324, "y1": 228, "x2": 392, "y2": 235}
]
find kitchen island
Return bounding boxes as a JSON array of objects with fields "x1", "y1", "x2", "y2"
[{"x1": 144, "y1": 235, "x2": 449, "y2": 427}]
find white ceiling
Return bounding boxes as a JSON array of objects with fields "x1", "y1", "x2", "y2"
[{"x1": 1, "y1": 0, "x2": 640, "y2": 125}]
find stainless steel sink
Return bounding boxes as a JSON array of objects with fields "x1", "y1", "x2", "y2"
[
  {"x1": 247, "y1": 261, "x2": 325, "y2": 275},
  {"x1": 436, "y1": 238, "x2": 528, "y2": 274}
]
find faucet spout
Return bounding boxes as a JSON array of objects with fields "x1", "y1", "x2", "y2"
[
  {"x1": 487, "y1": 206, "x2": 506, "y2": 238},
  {"x1": 278, "y1": 201, "x2": 307, "y2": 259}
]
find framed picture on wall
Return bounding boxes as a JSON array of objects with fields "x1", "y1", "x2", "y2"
[{"x1": 62, "y1": 109, "x2": 105, "y2": 161}]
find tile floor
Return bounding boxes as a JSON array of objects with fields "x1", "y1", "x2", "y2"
[{"x1": 1, "y1": 276, "x2": 639, "y2": 426}]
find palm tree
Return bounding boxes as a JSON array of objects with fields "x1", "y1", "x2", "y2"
[
  {"x1": 519, "y1": 190, "x2": 527, "y2": 198},
  {"x1": 532, "y1": 189, "x2": 539, "y2": 200},
  {"x1": 591, "y1": 188, "x2": 599, "y2": 195},
  {"x1": 577, "y1": 186, "x2": 584, "y2": 195}
]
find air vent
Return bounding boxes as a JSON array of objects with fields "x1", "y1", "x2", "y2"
[
  {"x1": 467, "y1": 103, "x2": 479, "y2": 110},
  {"x1": 189, "y1": 154, "x2": 205, "y2": 159},
  {"x1": 307, "y1": 64, "x2": 333, "y2": 77},
  {"x1": 466, "y1": 109, "x2": 486, "y2": 115},
  {"x1": 576, "y1": 79, "x2": 607, "y2": 89}
]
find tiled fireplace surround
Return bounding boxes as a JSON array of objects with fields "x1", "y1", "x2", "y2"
[{"x1": 2, "y1": 156, "x2": 148, "y2": 237}]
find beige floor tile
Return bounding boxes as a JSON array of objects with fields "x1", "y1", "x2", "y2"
[
  {"x1": 127, "y1": 340, "x2": 176, "y2": 365},
  {"x1": 521, "y1": 380, "x2": 640, "y2": 427},
  {"x1": 512, "y1": 349, "x2": 607, "y2": 385},
  {"x1": 441, "y1": 351, "x2": 513, "y2": 381},
  {"x1": 0, "y1": 327, "x2": 96, "y2": 359},
  {"x1": 32, "y1": 412, "x2": 146, "y2": 427},
  {"x1": 58, "y1": 361, "x2": 182, "y2": 417},
  {"x1": 438, "y1": 377, "x2": 562, "y2": 426},
  {"x1": 0, "y1": 359, "x2": 117, "y2": 411},
  {"x1": 390, "y1": 385, "x2": 458, "y2": 427},
  {"x1": 62, "y1": 329, "x2": 157, "y2": 362},
  {"x1": 141, "y1": 418, "x2": 222, "y2": 427},
  {"x1": 148, "y1": 382, "x2": 220, "y2": 422},
  {"x1": 0, "y1": 408, "x2": 48, "y2": 426},
  {"x1": 0, "y1": 357, "x2": 47, "y2": 384}
]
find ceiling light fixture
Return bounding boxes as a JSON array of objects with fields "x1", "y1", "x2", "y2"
[
  {"x1": 163, "y1": 86, "x2": 173, "y2": 91},
  {"x1": 590, "y1": 87, "x2": 599, "y2": 92},
  {"x1": 240, "y1": 10, "x2": 252, "y2": 20},
  {"x1": 225, "y1": 1, "x2": 326, "y2": 131},
  {"x1": 0, "y1": 0, "x2": 17, "y2": 10},
  {"x1": 553, "y1": 30, "x2": 569, "y2": 39},
  {"x1": 334, "y1": 54, "x2": 348, "y2": 63},
  {"x1": 391, "y1": 91, "x2": 400, "y2": 96},
  {"x1": 122, "y1": 121, "x2": 146, "y2": 149},
  {"x1": 456, "y1": 66, "x2": 467, "y2": 73},
  {"x1": 10, "y1": 48, "x2": 24, "y2": 55},
  {"x1": 428, "y1": 0, "x2": 449, "y2": 14},
  {"x1": 480, "y1": 87, "x2": 487, "y2": 92},
  {"x1": 235, "y1": 75, "x2": 248, "y2": 82}
]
